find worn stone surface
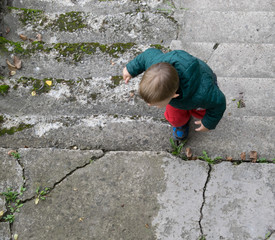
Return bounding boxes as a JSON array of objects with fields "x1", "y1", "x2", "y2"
[
  {"x1": 5, "y1": 10, "x2": 177, "y2": 44},
  {"x1": 173, "y1": 0, "x2": 275, "y2": 11},
  {"x1": 207, "y1": 44, "x2": 275, "y2": 78},
  {"x1": 0, "y1": 222, "x2": 11, "y2": 240},
  {"x1": 12, "y1": 151, "x2": 168, "y2": 240},
  {"x1": 18, "y1": 148, "x2": 104, "y2": 200},
  {"x1": 0, "y1": 0, "x2": 275, "y2": 239},
  {"x1": 202, "y1": 162, "x2": 275, "y2": 240},
  {"x1": 152, "y1": 159, "x2": 209, "y2": 240},
  {"x1": 0, "y1": 148, "x2": 24, "y2": 193},
  {"x1": 175, "y1": 11, "x2": 275, "y2": 44}
]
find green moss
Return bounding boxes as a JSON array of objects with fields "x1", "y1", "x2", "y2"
[
  {"x1": 90, "y1": 93, "x2": 99, "y2": 100},
  {"x1": 0, "y1": 116, "x2": 4, "y2": 124},
  {"x1": 111, "y1": 76, "x2": 123, "y2": 86},
  {"x1": 0, "y1": 123, "x2": 33, "y2": 136},
  {"x1": 107, "y1": 43, "x2": 136, "y2": 58},
  {"x1": 1, "y1": 37, "x2": 136, "y2": 62},
  {"x1": 48, "y1": 12, "x2": 87, "y2": 32},
  {"x1": 0, "y1": 37, "x2": 25, "y2": 54},
  {"x1": 0, "y1": 85, "x2": 10, "y2": 95},
  {"x1": 0, "y1": 76, "x2": 4, "y2": 80},
  {"x1": 8, "y1": 7, "x2": 45, "y2": 26},
  {"x1": 18, "y1": 77, "x2": 52, "y2": 94},
  {"x1": 150, "y1": 44, "x2": 170, "y2": 52}
]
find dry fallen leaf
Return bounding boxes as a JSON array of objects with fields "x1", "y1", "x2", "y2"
[
  {"x1": 249, "y1": 151, "x2": 257, "y2": 163},
  {"x1": 14, "y1": 234, "x2": 19, "y2": 240},
  {"x1": 31, "y1": 91, "x2": 36, "y2": 96},
  {"x1": 240, "y1": 152, "x2": 246, "y2": 161},
  {"x1": 0, "y1": 210, "x2": 4, "y2": 218},
  {"x1": 191, "y1": 156, "x2": 198, "y2": 160},
  {"x1": 226, "y1": 157, "x2": 233, "y2": 161},
  {"x1": 8, "y1": 150, "x2": 17, "y2": 156},
  {"x1": 29, "y1": 38, "x2": 34, "y2": 42},
  {"x1": 6, "y1": 59, "x2": 17, "y2": 71},
  {"x1": 110, "y1": 60, "x2": 115, "y2": 66},
  {"x1": 35, "y1": 197, "x2": 40, "y2": 205},
  {"x1": 79, "y1": 217, "x2": 84, "y2": 222},
  {"x1": 6, "y1": 27, "x2": 11, "y2": 34},
  {"x1": 13, "y1": 56, "x2": 22, "y2": 69},
  {"x1": 19, "y1": 34, "x2": 28, "y2": 41},
  {"x1": 45, "y1": 80, "x2": 52, "y2": 86},
  {"x1": 185, "y1": 147, "x2": 192, "y2": 159},
  {"x1": 36, "y1": 33, "x2": 42, "y2": 41},
  {"x1": 10, "y1": 71, "x2": 16, "y2": 76},
  {"x1": 145, "y1": 224, "x2": 149, "y2": 228}
]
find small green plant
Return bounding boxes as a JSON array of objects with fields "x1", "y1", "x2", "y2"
[
  {"x1": 170, "y1": 138, "x2": 186, "y2": 156},
  {"x1": 199, "y1": 151, "x2": 222, "y2": 164},
  {"x1": 11, "y1": 152, "x2": 20, "y2": 160},
  {"x1": 35, "y1": 187, "x2": 50, "y2": 204},
  {"x1": 4, "y1": 214, "x2": 15, "y2": 223},
  {"x1": 264, "y1": 231, "x2": 274, "y2": 239},
  {"x1": 198, "y1": 235, "x2": 206, "y2": 240},
  {"x1": 1, "y1": 187, "x2": 26, "y2": 223},
  {"x1": 257, "y1": 158, "x2": 267, "y2": 163}
]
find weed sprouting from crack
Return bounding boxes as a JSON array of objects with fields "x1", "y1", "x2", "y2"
[
  {"x1": 169, "y1": 138, "x2": 186, "y2": 157},
  {"x1": 0, "y1": 187, "x2": 26, "y2": 224},
  {"x1": 198, "y1": 151, "x2": 222, "y2": 164}
]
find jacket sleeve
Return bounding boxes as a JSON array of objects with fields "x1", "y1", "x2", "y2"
[
  {"x1": 126, "y1": 48, "x2": 163, "y2": 77},
  {"x1": 201, "y1": 85, "x2": 226, "y2": 130}
]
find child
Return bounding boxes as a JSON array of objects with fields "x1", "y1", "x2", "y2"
[{"x1": 122, "y1": 48, "x2": 226, "y2": 141}]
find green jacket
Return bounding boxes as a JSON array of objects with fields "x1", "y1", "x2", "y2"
[{"x1": 126, "y1": 48, "x2": 226, "y2": 130}]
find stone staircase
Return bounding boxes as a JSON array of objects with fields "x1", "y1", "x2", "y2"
[
  {"x1": 1, "y1": 1, "x2": 275, "y2": 239},
  {"x1": 1, "y1": 0, "x2": 274, "y2": 159}
]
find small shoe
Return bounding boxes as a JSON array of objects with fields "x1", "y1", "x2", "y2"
[{"x1": 173, "y1": 122, "x2": 190, "y2": 141}]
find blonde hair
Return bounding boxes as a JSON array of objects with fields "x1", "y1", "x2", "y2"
[{"x1": 139, "y1": 62, "x2": 179, "y2": 103}]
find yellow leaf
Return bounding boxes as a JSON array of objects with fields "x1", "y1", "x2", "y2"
[
  {"x1": 31, "y1": 91, "x2": 36, "y2": 96},
  {"x1": 35, "y1": 198, "x2": 39, "y2": 205},
  {"x1": 14, "y1": 234, "x2": 19, "y2": 240},
  {"x1": 0, "y1": 210, "x2": 4, "y2": 218},
  {"x1": 45, "y1": 80, "x2": 52, "y2": 86}
]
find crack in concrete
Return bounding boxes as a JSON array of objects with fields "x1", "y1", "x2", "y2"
[
  {"x1": 9, "y1": 151, "x2": 106, "y2": 238},
  {"x1": 20, "y1": 152, "x2": 106, "y2": 205},
  {"x1": 206, "y1": 43, "x2": 220, "y2": 63},
  {"x1": 199, "y1": 164, "x2": 212, "y2": 236}
]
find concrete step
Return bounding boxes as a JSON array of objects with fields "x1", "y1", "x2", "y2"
[
  {"x1": 0, "y1": 114, "x2": 274, "y2": 160},
  {"x1": 171, "y1": 41, "x2": 275, "y2": 78},
  {"x1": 4, "y1": 8, "x2": 177, "y2": 44},
  {"x1": 11, "y1": 0, "x2": 166, "y2": 15},
  {"x1": 1, "y1": 39, "x2": 274, "y2": 79},
  {"x1": 173, "y1": 0, "x2": 275, "y2": 11},
  {"x1": 1, "y1": 76, "x2": 274, "y2": 117},
  {"x1": 174, "y1": 10, "x2": 275, "y2": 44},
  {"x1": 0, "y1": 39, "x2": 150, "y2": 79},
  {"x1": 1, "y1": 149, "x2": 273, "y2": 240}
]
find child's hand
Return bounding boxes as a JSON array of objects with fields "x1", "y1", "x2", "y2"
[
  {"x1": 195, "y1": 120, "x2": 209, "y2": 132},
  {"x1": 123, "y1": 67, "x2": 132, "y2": 84}
]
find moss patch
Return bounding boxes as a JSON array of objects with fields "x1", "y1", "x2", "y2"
[
  {"x1": 150, "y1": 44, "x2": 170, "y2": 52},
  {"x1": 0, "y1": 115, "x2": 33, "y2": 136},
  {"x1": 1, "y1": 37, "x2": 136, "y2": 62},
  {"x1": 0, "y1": 37, "x2": 25, "y2": 54},
  {"x1": 111, "y1": 76, "x2": 123, "y2": 86},
  {"x1": 18, "y1": 77, "x2": 52, "y2": 94},
  {"x1": 48, "y1": 11, "x2": 88, "y2": 32},
  {"x1": 0, "y1": 85, "x2": 10, "y2": 95},
  {"x1": 0, "y1": 123, "x2": 33, "y2": 136},
  {"x1": 8, "y1": 7, "x2": 45, "y2": 26}
]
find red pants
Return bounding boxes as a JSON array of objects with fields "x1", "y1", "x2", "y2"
[{"x1": 164, "y1": 104, "x2": 206, "y2": 127}]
